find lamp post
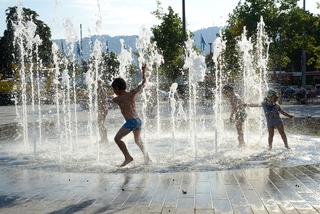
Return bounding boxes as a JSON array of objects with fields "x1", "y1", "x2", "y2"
[
  {"x1": 182, "y1": 0, "x2": 186, "y2": 39},
  {"x1": 208, "y1": 42, "x2": 212, "y2": 54},
  {"x1": 80, "y1": 24, "x2": 83, "y2": 53},
  {"x1": 301, "y1": 0, "x2": 306, "y2": 87}
]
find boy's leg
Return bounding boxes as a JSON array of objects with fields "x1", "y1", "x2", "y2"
[
  {"x1": 276, "y1": 125, "x2": 290, "y2": 149},
  {"x1": 268, "y1": 127, "x2": 274, "y2": 150},
  {"x1": 235, "y1": 121, "x2": 245, "y2": 146},
  {"x1": 133, "y1": 130, "x2": 150, "y2": 164},
  {"x1": 132, "y1": 130, "x2": 144, "y2": 153},
  {"x1": 114, "y1": 127, "x2": 133, "y2": 167}
]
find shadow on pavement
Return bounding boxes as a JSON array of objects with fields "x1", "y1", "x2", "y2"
[
  {"x1": 48, "y1": 199, "x2": 95, "y2": 214},
  {"x1": 0, "y1": 195, "x2": 20, "y2": 208}
]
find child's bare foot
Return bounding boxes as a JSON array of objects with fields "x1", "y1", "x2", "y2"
[
  {"x1": 285, "y1": 145, "x2": 291, "y2": 150},
  {"x1": 238, "y1": 143, "x2": 245, "y2": 148},
  {"x1": 144, "y1": 153, "x2": 151, "y2": 165},
  {"x1": 99, "y1": 139, "x2": 109, "y2": 144},
  {"x1": 268, "y1": 146, "x2": 272, "y2": 151},
  {"x1": 120, "y1": 156, "x2": 133, "y2": 167}
]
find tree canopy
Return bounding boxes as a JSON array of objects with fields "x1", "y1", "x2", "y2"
[
  {"x1": 0, "y1": 6, "x2": 52, "y2": 78},
  {"x1": 224, "y1": 0, "x2": 320, "y2": 76},
  {"x1": 151, "y1": 3, "x2": 186, "y2": 85}
]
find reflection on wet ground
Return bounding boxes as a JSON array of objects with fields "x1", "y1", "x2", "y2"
[{"x1": 0, "y1": 165, "x2": 320, "y2": 213}]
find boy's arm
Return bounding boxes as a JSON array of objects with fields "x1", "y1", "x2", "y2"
[
  {"x1": 229, "y1": 108, "x2": 235, "y2": 121},
  {"x1": 108, "y1": 96, "x2": 117, "y2": 104},
  {"x1": 245, "y1": 103, "x2": 261, "y2": 107},
  {"x1": 131, "y1": 64, "x2": 147, "y2": 95}
]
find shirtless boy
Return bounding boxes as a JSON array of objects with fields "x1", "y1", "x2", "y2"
[{"x1": 111, "y1": 64, "x2": 150, "y2": 167}]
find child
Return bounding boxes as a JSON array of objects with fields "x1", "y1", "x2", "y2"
[
  {"x1": 111, "y1": 64, "x2": 150, "y2": 167},
  {"x1": 222, "y1": 85, "x2": 246, "y2": 147},
  {"x1": 261, "y1": 89, "x2": 294, "y2": 150},
  {"x1": 97, "y1": 80, "x2": 108, "y2": 144}
]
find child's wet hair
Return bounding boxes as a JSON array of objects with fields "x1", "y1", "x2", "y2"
[
  {"x1": 111, "y1": 78, "x2": 127, "y2": 90},
  {"x1": 222, "y1": 85, "x2": 234, "y2": 93},
  {"x1": 97, "y1": 79, "x2": 104, "y2": 85}
]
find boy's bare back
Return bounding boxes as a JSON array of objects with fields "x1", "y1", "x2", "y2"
[
  {"x1": 113, "y1": 89, "x2": 140, "y2": 120},
  {"x1": 112, "y1": 64, "x2": 146, "y2": 120}
]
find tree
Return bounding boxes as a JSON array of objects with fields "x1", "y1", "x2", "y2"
[
  {"x1": 100, "y1": 51, "x2": 120, "y2": 84},
  {"x1": 276, "y1": 7, "x2": 320, "y2": 71},
  {"x1": 224, "y1": 0, "x2": 320, "y2": 76},
  {"x1": 224, "y1": 0, "x2": 281, "y2": 78},
  {"x1": 0, "y1": 6, "x2": 52, "y2": 78},
  {"x1": 202, "y1": 53, "x2": 215, "y2": 98},
  {"x1": 151, "y1": 4, "x2": 186, "y2": 86},
  {"x1": 82, "y1": 51, "x2": 120, "y2": 85}
]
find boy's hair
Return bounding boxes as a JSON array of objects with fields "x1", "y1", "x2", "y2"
[
  {"x1": 222, "y1": 85, "x2": 234, "y2": 93},
  {"x1": 97, "y1": 79, "x2": 104, "y2": 85},
  {"x1": 111, "y1": 78, "x2": 126, "y2": 90}
]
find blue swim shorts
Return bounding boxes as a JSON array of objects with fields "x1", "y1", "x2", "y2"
[{"x1": 122, "y1": 118, "x2": 142, "y2": 131}]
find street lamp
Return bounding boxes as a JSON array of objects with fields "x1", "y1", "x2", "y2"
[
  {"x1": 301, "y1": 0, "x2": 306, "y2": 87},
  {"x1": 182, "y1": 0, "x2": 186, "y2": 39}
]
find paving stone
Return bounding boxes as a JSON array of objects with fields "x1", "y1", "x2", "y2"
[{"x1": 0, "y1": 165, "x2": 320, "y2": 213}]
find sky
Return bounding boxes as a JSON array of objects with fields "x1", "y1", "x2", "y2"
[{"x1": 0, "y1": 0, "x2": 319, "y2": 39}]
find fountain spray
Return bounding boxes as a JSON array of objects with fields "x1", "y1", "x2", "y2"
[
  {"x1": 212, "y1": 30, "x2": 226, "y2": 153},
  {"x1": 184, "y1": 35, "x2": 206, "y2": 158}
]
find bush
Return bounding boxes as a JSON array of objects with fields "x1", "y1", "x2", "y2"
[{"x1": 0, "y1": 79, "x2": 14, "y2": 93}]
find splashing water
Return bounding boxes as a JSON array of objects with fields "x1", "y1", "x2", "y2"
[
  {"x1": 13, "y1": 6, "x2": 44, "y2": 154},
  {"x1": 169, "y1": 83, "x2": 178, "y2": 140},
  {"x1": 184, "y1": 35, "x2": 206, "y2": 157},
  {"x1": 64, "y1": 19, "x2": 79, "y2": 147},
  {"x1": 238, "y1": 17, "x2": 270, "y2": 145},
  {"x1": 212, "y1": 30, "x2": 227, "y2": 153},
  {"x1": 5, "y1": 8, "x2": 320, "y2": 174},
  {"x1": 118, "y1": 39, "x2": 133, "y2": 85},
  {"x1": 13, "y1": 5, "x2": 28, "y2": 148},
  {"x1": 136, "y1": 27, "x2": 163, "y2": 150}
]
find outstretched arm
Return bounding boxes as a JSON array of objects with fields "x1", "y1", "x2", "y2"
[
  {"x1": 279, "y1": 108, "x2": 294, "y2": 118},
  {"x1": 108, "y1": 95, "x2": 117, "y2": 104},
  {"x1": 131, "y1": 64, "x2": 147, "y2": 95},
  {"x1": 276, "y1": 104, "x2": 293, "y2": 118},
  {"x1": 229, "y1": 108, "x2": 235, "y2": 122},
  {"x1": 245, "y1": 103, "x2": 261, "y2": 107}
]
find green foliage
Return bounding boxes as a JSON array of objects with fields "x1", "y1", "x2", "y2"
[
  {"x1": 0, "y1": 6, "x2": 52, "y2": 78},
  {"x1": 101, "y1": 52, "x2": 120, "y2": 84},
  {"x1": 0, "y1": 79, "x2": 14, "y2": 92},
  {"x1": 204, "y1": 53, "x2": 215, "y2": 87},
  {"x1": 151, "y1": 5, "x2": 186, "y2": 87},
  {"x1": 152, "y1": 0, "x2": 164, "y2": 19},
  {"x1": 82, "y1": 51, "x2": 120, "y2": 85},
  {"x1": 201, "y1": 53, "x2": 215, "y2": 98},
  {"x1": 274, "y1": 7, "x2": 320, "y2": 71},
  {"x1": 224, "y1": 0, "x2": 320, "y2": 75},
  {"x1": 223, "y1": 30, "x2": 241, "y2": 79}
]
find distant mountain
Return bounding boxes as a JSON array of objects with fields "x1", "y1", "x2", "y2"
[
  {"x1": 192, "y1": 26, "x2": 220, "y2": 54},
  {"x1": 54, "y1": 35, "x2": 137, "y2": 59},
  {"x1": 53, "y1": 26, "x2": 221, "y2": 59}
]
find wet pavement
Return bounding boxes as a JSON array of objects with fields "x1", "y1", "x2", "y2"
[
  {"x1": 0, "y1": 164, "x2": 320, "y2": 213},
  {"x1": 0, "y1": 104, "x2": 319, "y2": 126},
  {"x1": 1, "y1": 104, "x2": 319, "y2": 213}
]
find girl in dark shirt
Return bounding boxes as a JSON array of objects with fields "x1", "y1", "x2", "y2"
[{"x1": 249, "y1": 89, "x2": 294, "y2": 150}]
